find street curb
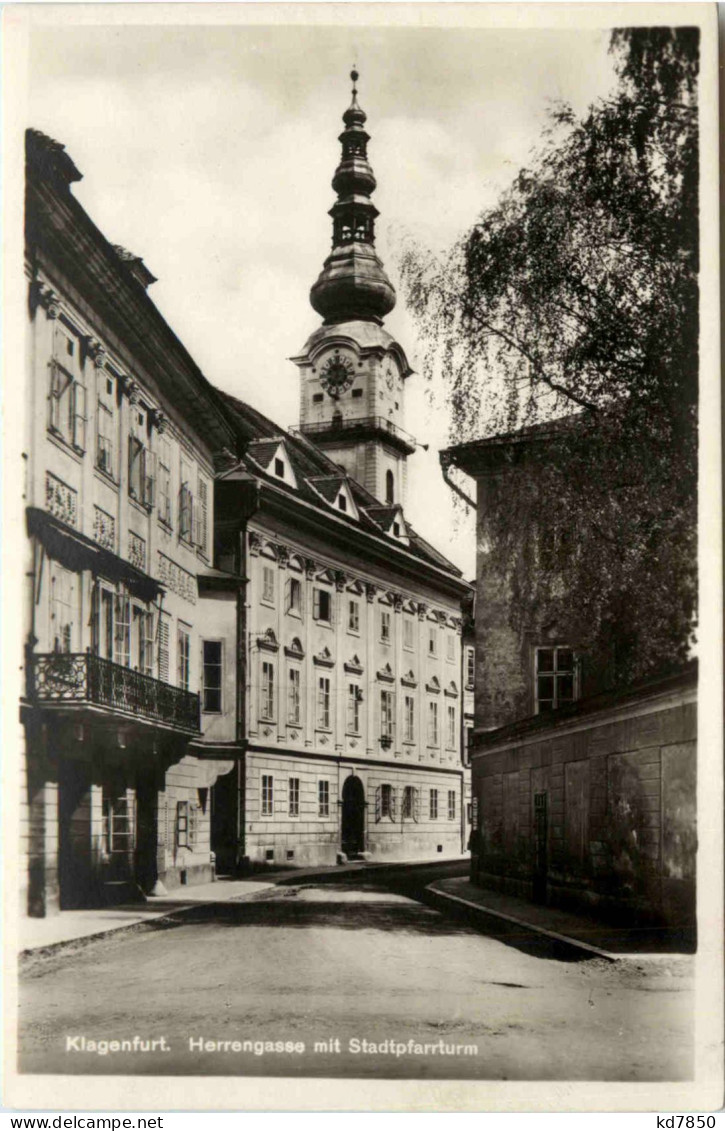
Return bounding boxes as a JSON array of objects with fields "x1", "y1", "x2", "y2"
[{"x1": 425, "y1": 882, "x2": 620, "y2": 962}]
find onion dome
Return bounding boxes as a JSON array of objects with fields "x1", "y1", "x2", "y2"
[{"x1": 310, "y1": 70, "x2": 396, "y2": 326}]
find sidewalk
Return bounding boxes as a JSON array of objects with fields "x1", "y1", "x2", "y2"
[
  {"x1": 20, "y1": 876, "x2": 277, "y2": 955},
  {"x1": 427, "y1": 876, "x2": 695, "y2": 960}
]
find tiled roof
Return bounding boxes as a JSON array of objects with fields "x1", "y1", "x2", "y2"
[{"x1": 216, "y1": 388, "x2": 462, "y2": 578}]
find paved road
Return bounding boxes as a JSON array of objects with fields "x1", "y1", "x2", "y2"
[{"x1": 19, "y1": 863, "x2": 693, "y2": 1081}]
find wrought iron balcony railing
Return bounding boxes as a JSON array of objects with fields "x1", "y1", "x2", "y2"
[{"x1": 29, "y1": 652, "x2": 200, "y2": 733}]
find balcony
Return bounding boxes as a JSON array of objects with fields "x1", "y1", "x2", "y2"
[
  {"x1": 294, "y1": 416, "x2": 417, "y2": 457},
  {"x1": 29, "y1": 652, "x2": 200, "y2": 734}
]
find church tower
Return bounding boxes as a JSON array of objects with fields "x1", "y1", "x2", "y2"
[{"x1": 292, "y1": 70, "x2": 415, "y2": 507}]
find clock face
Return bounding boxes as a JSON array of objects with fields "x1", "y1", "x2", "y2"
[{"x1": 319, "y1": 351, "x2": 355, "y2": 399}]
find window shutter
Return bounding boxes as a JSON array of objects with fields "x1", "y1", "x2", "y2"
[
  {"x1": 413, "y1": 788, "x2": 420, "y2": 823},
  {"x1": 176, "y1": 800, "x2": 189, "y2": 848},
  {"x1": 375, "y1": 785, "x2": 382, "y2": 824},
  {"x1": 158, "y1": 613, "x2": 170, "y2": 683},
  {"x1": 72, "y1": 383, "x2": 87, "y2": 451},
  {"x1": 145, "y1": 450, "x2": 157, "y2": 508},
  {"x1": 197, "y1": 478, "x2": 208, "y2": 555},
  {"x1": 313, "y1": 588, "x2": 320, "y2": 620},
  {"x1": 90, "y1": 580, "x2": 99, "y2": 654},
  {"x1": 390, "y1": 787, "x2": 397, "y2": 822}
]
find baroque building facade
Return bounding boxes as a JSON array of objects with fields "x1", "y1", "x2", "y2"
[
  {"x1": 208, "y1": 74, "x2": 472, "y2": 868},
  {"x1": 22, "y1": 130, "x2": 238, "y2": 916}
]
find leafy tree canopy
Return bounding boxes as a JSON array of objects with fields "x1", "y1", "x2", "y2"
[{"x1": 399, "y1": 27, "x2": 699, "y2": 688}]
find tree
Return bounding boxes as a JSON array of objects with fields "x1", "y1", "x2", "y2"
[{"x1": 399, "y1": 27, "x2": 699, "y2": 687}]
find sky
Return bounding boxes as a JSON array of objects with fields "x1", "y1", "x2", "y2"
[{"x1": 27, "y1": 17, "x2": 619, "y2": 578}]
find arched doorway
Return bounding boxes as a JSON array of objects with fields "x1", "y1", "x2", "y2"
[{"x1": 341, "y1": 775, "x2": 365, "y2": 858}]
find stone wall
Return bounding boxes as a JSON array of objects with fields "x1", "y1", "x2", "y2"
[{"x1": 470, "y1": 667, "x2": 697, "y2": 931}]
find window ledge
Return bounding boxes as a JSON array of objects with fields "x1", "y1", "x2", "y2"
[{"x1": 94, "y1": 466, "x2": 118, "y2": 488}]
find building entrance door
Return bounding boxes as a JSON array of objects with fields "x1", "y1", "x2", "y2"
[
  {"x1": 58, "y1": 759, "x2": 93, "y2": 909},
  {"x1": 341, "y1": 775, "x2": 365, "y2": 858},
  {"x1": 533, "y1": 791, "x2": 548, "y2": 903}
]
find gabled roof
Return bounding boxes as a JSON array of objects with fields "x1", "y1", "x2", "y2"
[{"x1": 216, "y1": 388, "x2": 464, "y2": 580}]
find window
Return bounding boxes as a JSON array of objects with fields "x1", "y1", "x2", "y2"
[
  {"x1": 51, "y1": 564, "x2": 76, "y2": 653},
  {"x1": 402, "y1": 785, "x2": 415, "y2": 820},
  {"x1": 318, "y1": 780, "x2": 330, "y2": 817},
  {"x1": 446, "y1": 634, "x2": 455, "y2": 662},
  {"x1": 289, "y1": 777, "x2": 300, "y2": 818},
  {"x1": 274, "y1": 457, "x2": 284, "y2": 478},
  {"x1": 93, "y1": 584, "x2": 115, "y2": 660},
  {"x1": 466, "y1": 648, "x2": 475, "y2": 688},
  {"x1": 380, "y1": 689, "x2": 395, "y2": 743},
  {"x1": 158, "y1": 612, "x2": 170, "y2": 683},
  {"x1": 403, "y1": 617, "x2": 414, "y2": 650},
  {"x1": 129, "y1": 430, "x2": 155, "y2": 509},
  {"x1": 175, "y1": 800, "x2": 198, "y2": 849},
  {"x1": 429, "y1": 789, "x2": 438, "y2": 820},
  {"x1": 428, "y1": 626, "x2": 437, "y2": 655},
  {"x1": 96, "y1": 386, "x2": 115, "y2": 476},
  {"x1": 404, "y1": 695, "x2": 415, "y2": 742},
  {"x1": 313, "y1": 392, "x2": 324, "y2": 403},
  {"x1": 261, "y1": 565, "x2": 275, "y2": 605},
  {"x1": 132, "y1": 605, "x2": 154, "y2": 676},
  {"x1": 157, "y1": 437, "x2": 172, "y2": 526},
  {"x1": 338, "y1": 494, "x2": 347, "y2": 512},
  {"x1": 381, "y1": 610, "x2": 391, "y2": 642},
  {"x1": 385, "y1": 469, "x2": 394, "y2": 505},
  {"x1": 448, "y1": 790, "x2": 456, "y2": 821},
  {"x1": 347, "y1": 682, "x2": 361, "y2": 733},
  {"x1": 114, "y1": 593, "x2": 131, "y2": 667},
  {"x1": 535, "y1": 647, "x2": 577, "y2": 713},
  {"x1": 177, "y1": 625, "x2": 191, "y2": 690},
  {"x1": 393, "y1": 522, "x2": 400, "y2": 537},
  {"x1": 352, "y1": 388, "x2": 363, "y2": 399},
  {"x1": 313, "y1": 587, "x2": 332, "y2": 623},
  {"x1": 202, "y1": 641, "x2": 223, "y2": 713},
  {"x1": 261, "y1": 661, "x2": 275, "y2": 720},
  {"x1": 179, "y1": 456, "x2": 194, "y2": 542},
  {"x1": 348, "y1": 599, "x2": 360, "y2": 633},
  {"x1": 102, "y1": 786, "x2": 133, "y2": 855},
  {"x1": 317, "y1": 676, "x2": 331, "y2": 729},
  {"x1": 464, "y1": 722, "x2": 473, "y2": 766},
  {"x1": 195, "y1": 476, "x2": 209, "y2": 555},
  {"x1": 49, "y1": 322, "x2": 86, "y2": 451},
  {"x1": 381, "y1": 783, "x2": 393, "y2": 819},
  {"x1": 288, "y1": 667, "x2": 301, "y2": 725},
  {"x1": 428, "y1": 700, "x2": 439, "y2": 747},
  {"x1": 447, "y1": 704, "x2": 456, "y2": 749},
  {"x1": 261, "y1": 774, "x2": 274, "y2": 817},
  {"x1": 286, "y1": 577, "x2": 302, "y2": 615}
]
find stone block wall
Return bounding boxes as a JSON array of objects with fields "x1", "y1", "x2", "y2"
[{"x1": 470, "y1": 668, "x2": 697, "y2": 929}]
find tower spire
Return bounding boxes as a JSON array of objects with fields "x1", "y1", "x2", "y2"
[{"x1": 310, "y1": 70, "x2": 396, "y2": 325}]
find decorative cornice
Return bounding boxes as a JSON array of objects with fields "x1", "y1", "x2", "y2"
[
  {"x1": 276, "y1": 544, "x2": 290, "y2": 569},
  {"x1": 313, "y1": 646, "x2": 335, "y2": 668},
  {"x1": 444, "y1": 682, "x2": 459, "y2": 698},
  {"x1": 377, "y1": 663, "x2": 395, "y2": 683},
  {"x1": 305, "y1": 557, "x2": 317, "y2": 579},
  {"x1": 426, "y1": 677, "x2": 441, "y2": 694},
  {"x1": 257, "y1": 628, "x2": 279, "y2": 652},
  {"x1": 344, "y1": 654, "x2": 364, "y2": 675},
  {"x1": 400, "y1": 670, "x2": 418, "y2": 688},
  {"x1": 365, "y1": 582, "x2": 377, "y2": 604},
  {"x1": 334, "y1": 569, "x2": 347, "y2": 592},
  {"x1": 284, "y1": 637, "x2": 305, "y2": 659},
  {"x1": 392, "y1": 592, "x2": 404, "y2": 612},
  {"x1": 417, "y1": 602, "x2": 428, "y2": 621}
]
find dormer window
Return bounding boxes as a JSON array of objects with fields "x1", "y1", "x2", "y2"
[
  {"x1": 393, "y1": 521, "x2": 400, "y2": 537},
  {"x1": 338, "y1": 494, "x2": 347, "y2": 512},
  {"x1": 274, "y1": 458, "x2": 284, "y2": 478}
]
